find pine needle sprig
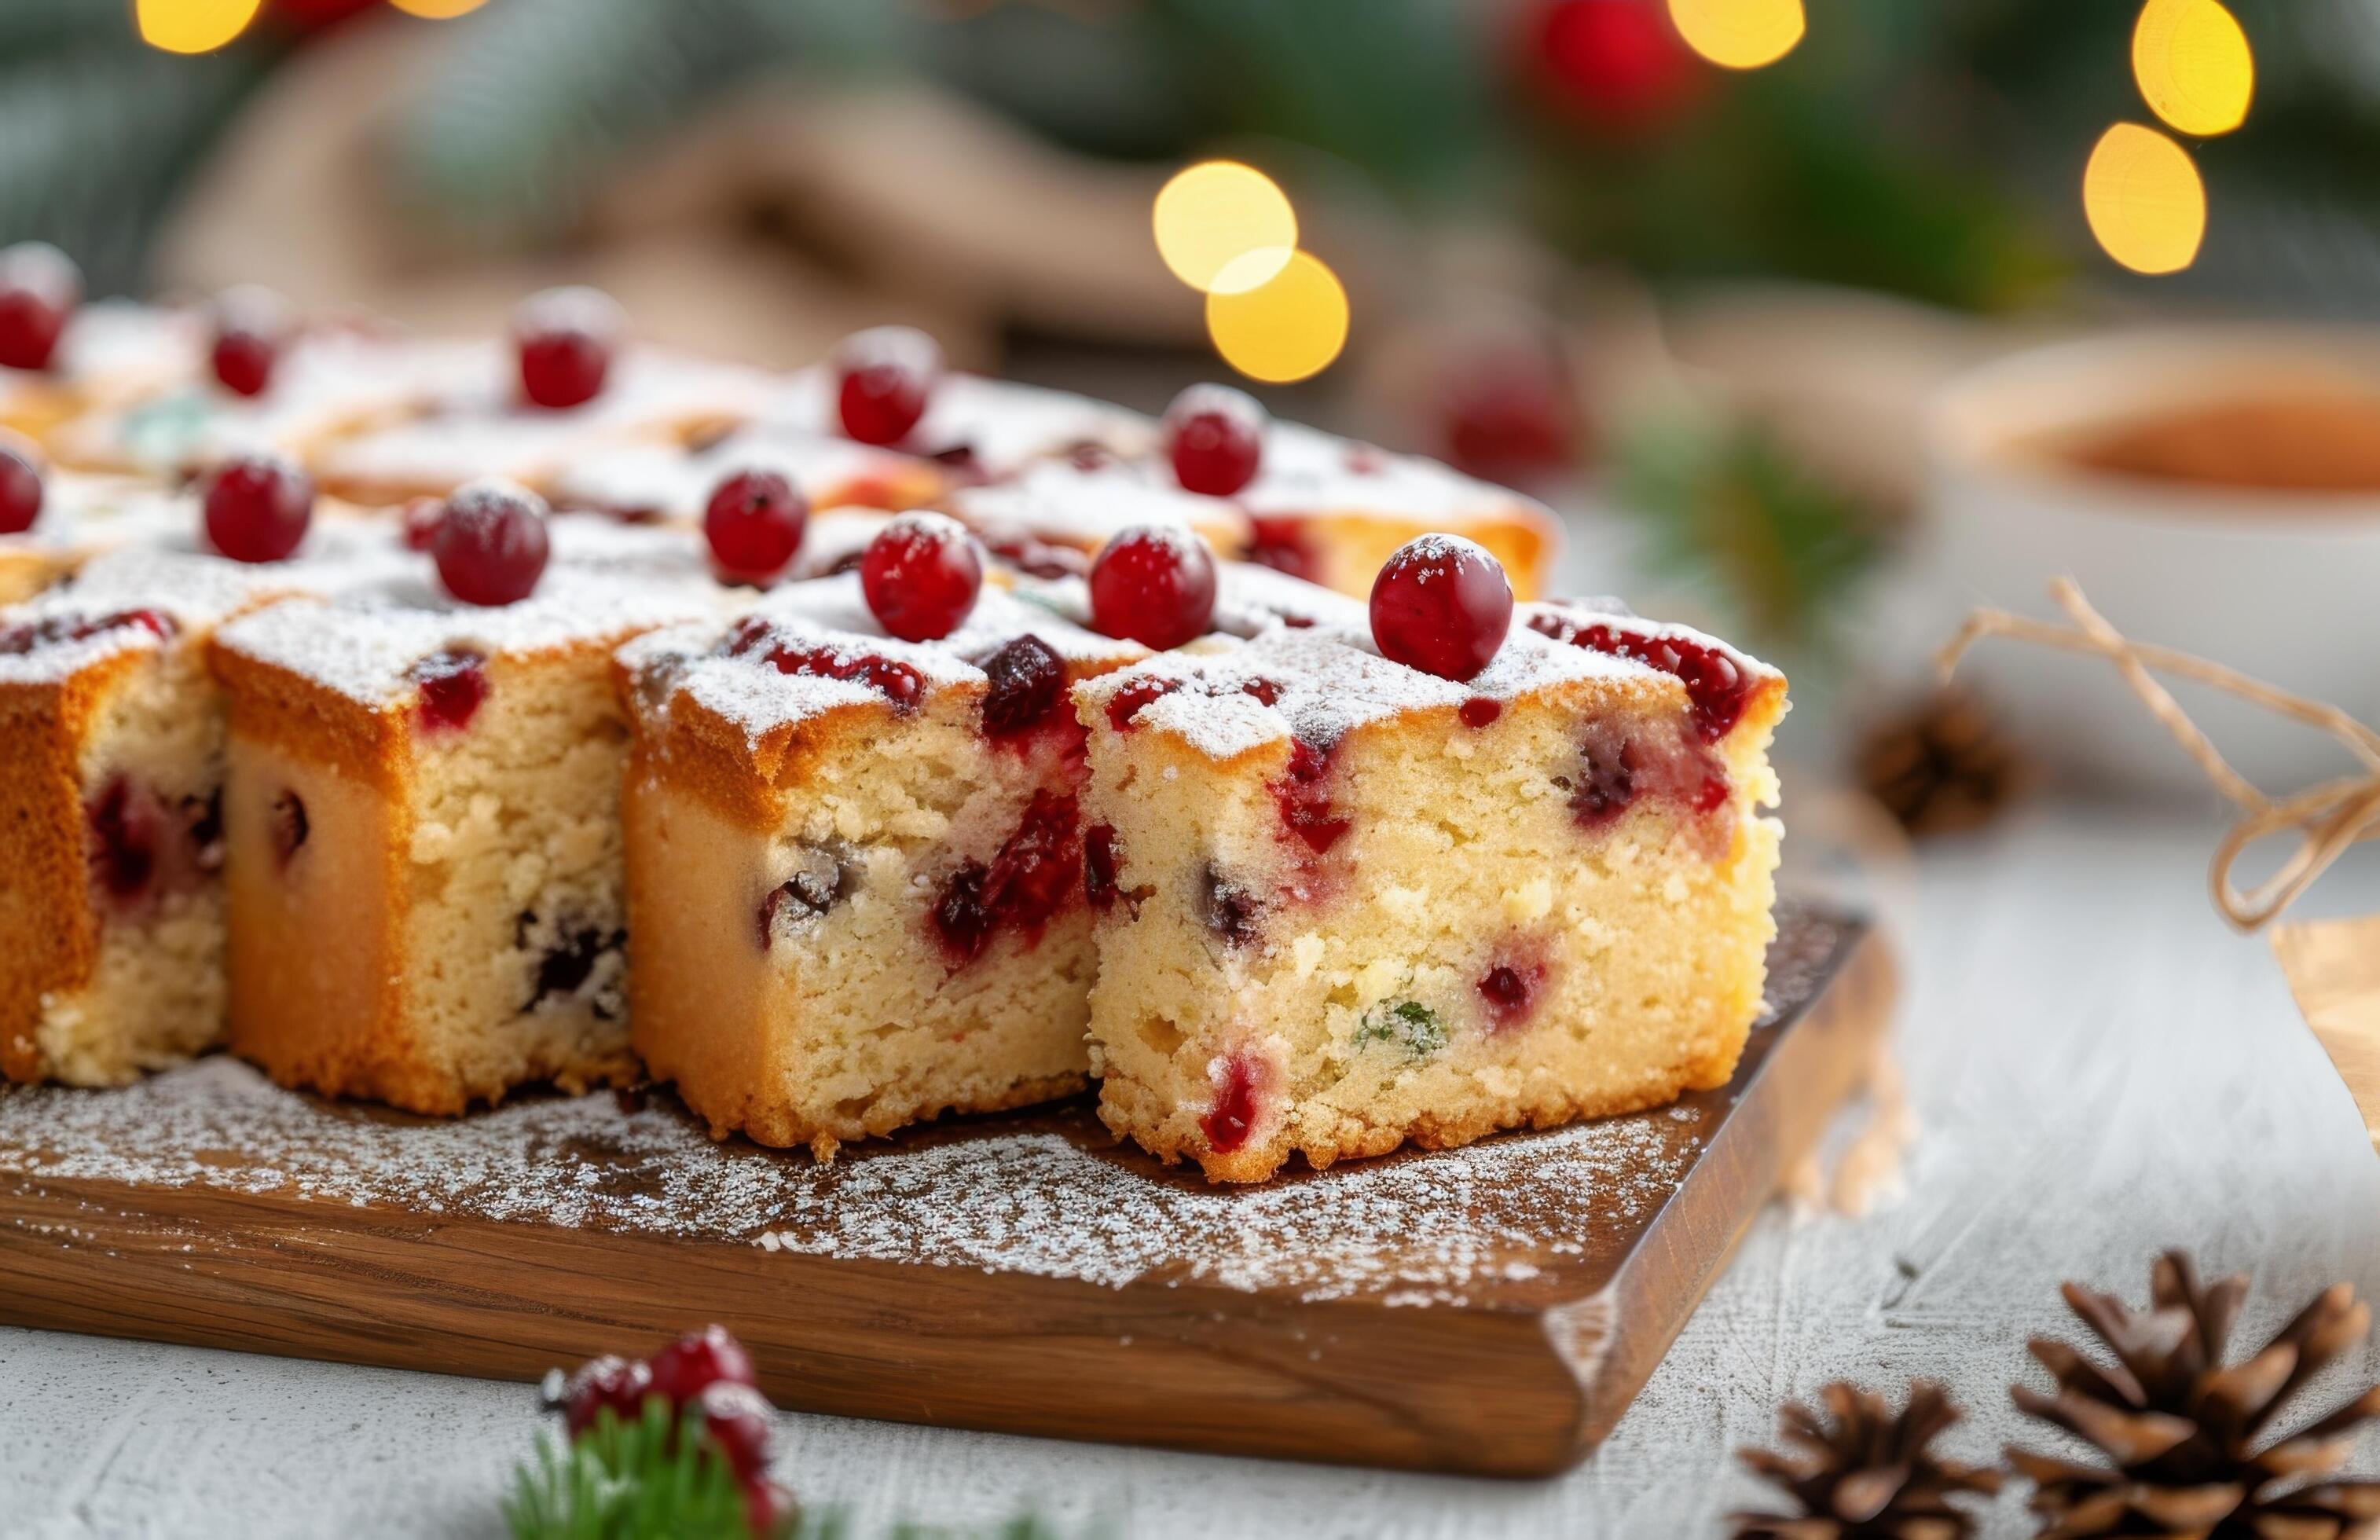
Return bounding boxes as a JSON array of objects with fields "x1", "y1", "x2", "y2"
[{"x1": 505, "y1": 1395, "x2": 756, "y2": 1540}]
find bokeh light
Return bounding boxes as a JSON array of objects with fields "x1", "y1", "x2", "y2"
[
  {"x1": 2132, "y1": 0, "x2": 2253, "y2": 138},
  {"x1": 136, "y1": 0, "x2": 262, "y2": 53},
  {"x1": 2083, "y1": 123, "x2": 2206, "y2": 275},
  {"x1": 1205, "y1": 250, "x2": 1350, "y2": 383},
  {"x1": 1666, "y1": 0, "x2": 1804, "y2": 71},
  {"x1": 1153, "y1": 161, "x2": 1298, "y2": 296},
  {"x1": 391, "y1": 0, "x2": 493, "y2": 15}
]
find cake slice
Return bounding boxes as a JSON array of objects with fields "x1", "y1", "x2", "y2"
[
  {"x1": 208, "y1": 502, "x2": 722, "y2": 1113},
  {"x1": 1072, "y1": 570, "x2": 1784, "y2": 1182},
  {"x1": 614, "y1": 566, "x2": 1142, "y2": 1156}
]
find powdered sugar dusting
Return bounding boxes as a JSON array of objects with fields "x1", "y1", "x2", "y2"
[
  {"x1": 953, "y1": 459, "x2": 1247, "y2": 549},
  {"x1": 1237, "y1": 420, "x2": 1558, "y2": 530}
]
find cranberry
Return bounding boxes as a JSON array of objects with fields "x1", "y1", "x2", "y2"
[
  {"x1": 979, "y1": 634, "x2": 1064, "y2": 738},
  {"x1": 563, "y1": 1355, "x2": 655, "y2": 1439},
  {"x1": 86, "y1": 777, "x2": 158, "y2": 904},
  {"x1": 270, "y1": 790, "x2": 309, "y2": 866},
  {"x1": 1272, "y1": 738, "x2": 1348, "y2": 855},
  {"x1": 514, "y1": 286, "x2": 622, "y2": 409},
  {"x1": 1460, "y1": 696, "x2": 1502, "y2": 728},
  {"x1": 648, "y1": 1325, "x2": 757, "y2": 1406},
  {"x1": 1197, "y1": 862, "x2": 1261, "y2": 948},
  {"x1": 703, "y1": 469, "x2": 808, "y2": 585},
  {"x1": 931, "y1": 792, "x2": 1082, "y2": 964},
  {"x1": 764, "y1": 643, "x2": 925, "y2": 713},
  {"x1": 1105, "y1": 676, "x2": 1178, "y2": 732},
  {"x1": 696, "y1": 1381, "x2": 775, "y2": 1483},
  {"x1": 208, "y1": 286, "x2": 289, "y2": 398},
  {"x1": 0, "y1": 243, "x2": 78, "y2": 372},
  {"x1": 527, "y1": 922, "x2": 622, "y2": 1013},
  {"x1": 1164, "y1": 383, "x2": 1265, "y2": 496},
  {"x1": 1084, "y1": 824, "x2": 1121, "y2": 911},
  {"x1": 1477, "y1": 962, "x2": 1544, "y2": 1029},
  {"x1": 202, "y1": 453, "x2": 314, "y2": 563},
  {"x1": 1247, "y1": 516, "x2": 1321, "y2": 583},
  {"x1": 433, "y1": 480, "x2": 550, "y2": 605},
  {"x1": 412, "y1": 649, "x2": 489, "y2": 733},
  {"x1": 400, "y1": 497, "x2": 444, "y2": 551},
  {"x1": 860, "y1": 512, "x2": 981, "y2": 642},
  {"x1": 932, "y1": 860, "x2": 996, "y2": 964},
  {"x1": 1568, "y1": 720, "x2": 1640, "y2": 825},
  {"x1": 1241, "y1": 678, "x2": 1280, "y2": 707},
  {"x1": 1201, "y1": 1051, "x2": 1263, "y2": 1155},
  {"x1": 1529, "y1": 611, "x2": 1755, "y2": 741},
  {"x1": 0, "y1": 608, "x2": 173, "y2": 655},
  {"x1": 1089, "y1": 526, "x2": 1216, "y2": 649},
  {"x1": 0, "y1": 438, "x2": 42, "y2": 534},
  {"x1": 1370, "y1": 534, "x2": 1513, "y2": 682},
  {"x1": 834, "y1": 326, "x2": 940, "y2": 446},
  {"x1": 756, "y1": 854, "x2": 856, "y2": 949}
]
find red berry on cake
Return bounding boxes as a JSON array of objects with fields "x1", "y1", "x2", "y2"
[
  {"x1": 833, "y1": 325, "x2": 940, "y2": 446},
  {"x1": 1164, "y1": 383, "x2": 1266, "y2": 496},
  {"x1": 0, "y1": 434, "x2": 42, "y2": 534},
  {"x1": 647, "y1": 1324, "x2": 757, "y2": 1406},
  {"x1": 1088, "y1": 526, "x2": 1217, "y2": 649},
  {"x1": 0, "y1": 242, "x2": 79, "y2": 372},
  {"x1": 562, "y1": 1354, "x2": 655, "y2": 1439},
  {"x1": 207, "y1": 284, "x2": 289, "y2": 398},
  {"x1": 702, "y1": 468, "x2": 808, "y2": 585},
  {"x1": 860, "y1": 511, "x2": 981, "y2": 641},
  {"x1": 1369, "y1": 534, "x2": 1513, "y2": 682},
  {"x1": 513, "y1": 286, "x2": 622, "y2": 409},
  {"x1": 432, "y1": 479, "x2": 551, "y2": 605},
  {"x1": 202, "y1": 453, "x2": 314, "y2": 564}
]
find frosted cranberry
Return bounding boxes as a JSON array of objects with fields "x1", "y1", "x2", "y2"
[
  {"x1": 1201, "y1": 1052, "x2": 1263, "y2": 1154},
  {"x1": 412, "y1": 649, "x2": 489, "y2": 733},
  {"x1": 765, "y1": 644, "x2": 925, "y2": 713},
  {"x1": 400, "y1": 497, "x2": 443, "y2": 551},
  {"x1": 649, "y1": 1325, "x2": 757, "y2": 1406},
  {"x1": 1477, "y1": 962, "x2": 1543, "y2": 1028},
  {"x1": 1247, "y1": 516, "x2": 1320, "y2": 583},
  {"x1": 1197, "y1": 862, "x2": 1261, "y2": 948},
  {"x1": 980, "y1": 634, "x2": 1064, "y2": 738},
  {"x1": 1164, "y1": 383, "x2": 1265, "y2": 496},
  {"x1": 513, "y1": 286, "x2": 622, "y2": 409},
  {"x1": 1106, "y1": 676, "x2": 1177, "y2": 732},
  {"x1": 270, "y1": 790, "x2": 308, "y2": 866},
  {"x1": 0, "y1": 243, "x2": 78, "y2": 372},
  {"x1": 1241, "y1": 678, "x2": 1280, "y2": 706},
  {"x1": 834, "y1": 325, "x2": 940, "y2": 446},
  {"x1": 696, "y1": 1381, "x2": 775, "y2": 1482},
  {"x1": 1089, "y1": 526, "x2": 1215, "y2": 649},
  {"x1": 86, "y1": 777, "x2": 158, "y2": 903},
  {"x1": 1084, "y1": 824, "x2": 1121, "y2": 911},
  {"x1": 1370, "y1": 534, "x2": 1513, "y2": 682},
  {"x1": 208, "y1": 287, "x2": 290, "y2": 398},
  {"x1": 1460, "y1": 696, "x2": 1501, "y2": 728},
  {"x1": 563, "y1": 1355, "x2": 655, "y2": 1439},
  {"x1": 703, "y1": 469, "x2": 807, "y2": 585},
  {"x1": 1272, "y1": 738, "x2": 1348, "y2": 855},
  {"x1": 860, "y1": 512, "x2": 981, "y2": 642},
  {"x1": 1529, "y1": 612, "x2": 1755, "y2": 741},
  {"x1": 0, "y1": 439, "x2": 42, "y2": 534},
  {"x1": 433, "y1": 481, "x2": 550, "y2": 605},
  {"x1": 202, "y1": 453, "x2": 314, "y2": 563}
]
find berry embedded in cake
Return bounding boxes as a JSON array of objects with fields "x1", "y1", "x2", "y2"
[
  {"x1": 207, "y1": 561, "x2": 717, "y2": 1113},
  {"x1": 613, "y1": 572, "x2": 1143, "y2": 1157},
  {"x1": 1071, "y1": 575, "x2": 1786, "y2": 1182}
]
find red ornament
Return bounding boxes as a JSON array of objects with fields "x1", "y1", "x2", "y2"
[
  {"x1": 433, "y1": 480, "x2": 551, "y2": 605},
  {"x1": 513, "y1": 287, "x2": 622, "y2": 410},
  {"x1": 1088, "y1": 526, "x2": 1216, "y2": 651},
  {"x1": 202, "y1": 453, "x2": 314, "y2": 563},
  {"x1": 1369, "y1": 534, "x2": 1513, "y2": 682},
  {"x1": 834, "y1": 326, "x2": 940, "y2": 446},
  {"x1": 1527, "y1": 0, "x2": 1703, "y2": 134},
  {"x1": 860, "y1": 511, "x2": 981, "y2": 642},
  {"x1": 702, "y1": 469, "x2": 808, "y2": 585}
]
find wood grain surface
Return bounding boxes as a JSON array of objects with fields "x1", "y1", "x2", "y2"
[{"x1": 0, "y1": 907, "x2": 1887, "y2": 1478}]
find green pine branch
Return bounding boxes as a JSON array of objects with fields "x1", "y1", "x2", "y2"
[{"x1": 505, "y1": 1397, "x2": 758, "y2": 1540}]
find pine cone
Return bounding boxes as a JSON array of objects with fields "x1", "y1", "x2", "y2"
[
  {"x1": 2009, "y1": 1250, "x2": 2380, "y2": 1538},
  {"x1": 1732, "y1": 1380, "x2": 2002, "y2": 1538},
  {"x1": 1854, "y1": 687, "x2": 2024, "y2": 837}
]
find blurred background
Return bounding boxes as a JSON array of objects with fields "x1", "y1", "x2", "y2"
[{"x1": 17, "y1": 0, "x2": 2380, "y2": 834}]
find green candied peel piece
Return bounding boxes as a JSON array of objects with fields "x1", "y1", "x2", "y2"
[{"x1": 1353, "y1": 998, "x2": 1447, "y2": 1061}]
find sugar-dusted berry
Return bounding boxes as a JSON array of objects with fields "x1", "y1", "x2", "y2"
[
  {"x1": 1164, "y1": 383, "x2": 1265, "y2": 496},
  {"x1": 202, "y1": 452, "x2": 314, "y2": 563},
  {"x1": 703, "y1": 468, "x2": 807, "y2": 585},
  {"x1": 1088, "y1": 526, "x2": 1215, "y2": 650},
  {"x1": 514, "y1": 286, "x2": 622, "y2": 409},
  {"x1": 1369, "y1": 534, "x2": 1512, "y2": 682},
  {"x1": 208, "y1": 285, "x2": 289, "y2": 398},
  {"x1": 834, "y1": 325, "x2": 939, "y2": 446},
  {"x1": 433, "y1": 479, "x2": 550, "y2": 605},
  {"x1": 860, "y1": 510, "x2": 981, "y2": 642},
  {"x1": 0, "y1": 242, "x2": 78, "y2": 372},
  {"x1": 0, "y1": 434, "x2": 42, "y2": 534}
]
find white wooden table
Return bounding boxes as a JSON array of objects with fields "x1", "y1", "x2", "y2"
[{"x1": 6, "y1": 801, "x2": 2378, "y2": 1538}]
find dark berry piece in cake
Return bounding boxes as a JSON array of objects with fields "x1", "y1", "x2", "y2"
[
  {"x1": 207, "y1": 286, "x2": 289, "y2": 398},
  {"x1": 412, "y1": 649, "x2": 490, "y2": 733},
  {"x1": 1241, "y1": 677, "x2": 1280, "y2": 706},
  {"x1": 563, "y1": 1355, "x2": 655, "y2": 1439},
  {"x1": 764, "y1": 642, "x2": 925, "y2": 713},
  {"x1": 702, "y1": 468, "x2": 807, "y2": 585},
  {"x1": 514, "y1": 286, "x2": 622, "y2": 409},
  {"x1": 1196, "y1": 860, "x2": 1262, "y2": 948},
  {"x1": 1201, "y1": 1051, "x2": 1263, "y2": 1154},
  {"x1": 1084, "y1": 823, "x2": 1122, "y2": 911},
  {"x1": 757, "y1": 842, "x2": 860, "y2": 948},
  {"x1": 86, "y1": 776, "x2": 159, "y2": 904},
  {"x1": 1246, "y1": 515, "x2": 1320, "y2": 583},
  {"x1": 1164, "y1": 383, "x2": 1266, "y2": 496},
  {"x1": 984, "y1": 789, "x2": 1080, "y2": 939},
  {"x1": 433, "y1": 479, "x2": 551, "y2": 605},
  {"x1": 648, "y1": 1324, "x2": 757, "y2": 1406},
  {"x1": 0, "y1": 243, "x2": 77, "y2": 372},
  {"x1": 860, "y1": 511, "x2": 981, "y2": 642},
  {"x1": 1369, "y1": 534, "x2": 1513, "y2": 682},
  {"x1": 1272, "y1": 737, "x2": 1348, "y2": 855},
  {"x1": 1476, "y1": 959, "x2": 1546, "y2": 1029},
  {"x1": 1460, "y1": 696, "x2": 1501, "y2": 728},
  {"x1": 1089, "y1": 526, "x2": 1216, "y2": 650},
  {"x1": 522, "y1": 916, "x2": 625, "y2": 1015},
  {"x1": 0, "y1": 607, "x2": 174, "y2": 654},
  {"x1": 1566, "y1": 717, "x2": 1727, "y2": 827},
  {"x1": 931, "y1": 859, "x2": 996, "y2": 964},
  {"x1": 0, "y1": 438, "x2": 40, "y2": 534},
  {"x1": 1528, "y1": 611, "x2": 1755, "y2": 742},
  {"x1": 1105, "y1": 676, "x2": 1179, "y2": 732},
  {"x1": 270, "y1": 789, "x2": 309, "y2": 866},
  {"x1": 834, "y1": 325, "x2": 940, "y2": 446},
  {"x1": 185, "y1": 790, "x2": 225, "y2": 873},
  {"x1": 202, "y1": 452, "x2": 314, "y2": 563},
  {"x1": 979, "y1": 633, "x2": 1065, "y2": 738}
]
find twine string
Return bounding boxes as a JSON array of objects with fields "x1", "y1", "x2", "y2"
[{"x1": 1937, "y1": 578, "x2": 2380, "y2": 933}]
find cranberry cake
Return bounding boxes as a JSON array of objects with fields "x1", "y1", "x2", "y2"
[
  {"x1": 207, "y1": 512, "x2": 721, "y2": 1113},
  {"x1": 1073, "y1": 585, "x2": 1785, "y2": 1182},
  {"x1": 614, "y1": 569, "x2": 1142, "y2": 1156}
]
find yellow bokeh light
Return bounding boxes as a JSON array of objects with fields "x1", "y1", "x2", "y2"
[
  {"x1": 391, "y1": 0, "x2": 493, "y2": 16},
  {"x1": 2132, "y1": 0, "x2": 2253, "y2": 137},
  {"x1": 1205, "y1": 249, "x2": 1349, "y2": 384},
  {"x1": 2083, "y1": 123, "x2": 2206, "y2": 275},
  {"x1": 135, "y1": 0, "x2": 262, "y2": 53},
  {"x1": 1667, "y1": 0, "x2": 1805, "y2": 70},
  {"x1": 1153, "y1": 161, "x2": 1298, "y2": 296}
]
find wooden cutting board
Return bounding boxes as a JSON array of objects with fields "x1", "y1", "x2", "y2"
[{"x1": 0, "y1": 904, "x2": 1890, "y2": 1477}]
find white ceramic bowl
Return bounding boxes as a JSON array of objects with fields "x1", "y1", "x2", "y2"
[{"x1": 1905, "y1": 325, "x2": 2380, "y2": 797}]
